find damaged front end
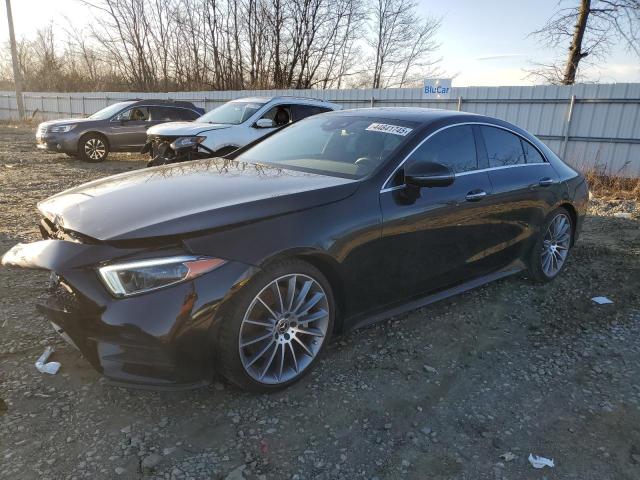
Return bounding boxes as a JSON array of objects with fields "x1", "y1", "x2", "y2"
[
  {"x1": 1, "y1": 218, "x2": 241, "y2": 389},
  {"x1": 142, "y1": 134, "x2": 214, "y2": 167}
]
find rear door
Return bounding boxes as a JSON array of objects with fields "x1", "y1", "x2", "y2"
[
  {"x1": 378, "y1": 125, "x2": 499, "y2": 303},
  {"x1": 477, "y1": 125, "x2": 561, "y2": 266}
]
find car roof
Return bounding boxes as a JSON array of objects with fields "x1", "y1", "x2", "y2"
[
  {"x1": 128, "y1": 99, "x2": 199, "y2": 109},
  {"x1": 327, "y1": 107, "x2": 479, "y2": 123},
  {"x1": 230, "y1": 96, "x2": 335, "y2": 106}
]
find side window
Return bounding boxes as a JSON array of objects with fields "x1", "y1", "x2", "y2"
[
  {"x1": 406, "y1": 125, "x2": 478, "y2": 174},
  {"x1": 521, "y1": 139, "x2": 545, "y2": 164},
  {"x1": 148, "y1": 106, "x2": 187, "y2": 121},
  {"x1": 177, "y1": 109, "x2": 200, "y2": 120},
  {"x1": 291, "y1": 104, "x2": 332, "y2": 122},
  {"x1": 261, "y1": 104, "x2": 292, "y2": 126},
  {"x1": 116, "y1": 107, "x2": 149, "y2": 122},
  {"x1": 480, "y1": 126, "x2": 525, "y2": 167}
]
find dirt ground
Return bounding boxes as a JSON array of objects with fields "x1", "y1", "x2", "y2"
[{"x1": 1, "y1": 124, "x2": 639, "y2": 480}]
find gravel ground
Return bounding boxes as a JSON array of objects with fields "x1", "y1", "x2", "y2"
[{"x1": 1, "y1": 124, "x2": 639, "y2": 480}]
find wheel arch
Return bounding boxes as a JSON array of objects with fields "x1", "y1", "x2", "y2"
[
  {"x1": 260, "y1": 248, "x2": 347, "y2": 334},
  {"x1": 80, "y1": 130, "x2": 111, "y2": 150},
  {"x1": 558, "y1": 202, "x2": 578, "y2": 246}
]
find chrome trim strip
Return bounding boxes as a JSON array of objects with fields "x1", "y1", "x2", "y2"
[{"x1": 380, "y1": 121, "x2": 549, "y2": 193}]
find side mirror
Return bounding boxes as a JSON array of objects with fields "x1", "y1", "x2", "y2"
[
  {"x1": 254, "y1": 118, "x2": 275, "y2": 129},
  {"x1": 404, "y1": 161, "x2": 454, "y2": 188}
]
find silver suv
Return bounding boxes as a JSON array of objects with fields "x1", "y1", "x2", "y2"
[{"x1": 144, "y1": 96, "x2": 341, "y2": 165}]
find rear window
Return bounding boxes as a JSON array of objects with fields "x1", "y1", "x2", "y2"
[
  {"x1": 521, "y1": 139, "x2": 546, "y2": 164},
  {"x1": 480, "y1": 126, "x2": 526, "y2": 167}
]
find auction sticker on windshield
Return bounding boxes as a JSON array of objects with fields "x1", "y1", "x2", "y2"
[{"x1": 366, "y1": 123, "x2": 413, "y2": 136}]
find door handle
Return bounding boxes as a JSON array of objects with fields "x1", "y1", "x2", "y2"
[
  {"x1": 538, "y1": 177, "x2": 554, "y2": 187},
  {"x1": 465, "y1": 190, "x2": 487, "y2": 201}
]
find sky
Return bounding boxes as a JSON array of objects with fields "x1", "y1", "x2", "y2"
[{"x1": 1, "y1": 0, "x2": 639, "y2": 87}]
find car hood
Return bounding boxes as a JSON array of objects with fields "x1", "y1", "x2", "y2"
[
  {"x1": 37, "y1": 158, "x2": 359, "y2": 242},
  {"x1": 40, "y1": 118, "x2": 98, "y2": 127},
  {"x1": 146, "y1": 121, "x2": 232, "y2": 137}
]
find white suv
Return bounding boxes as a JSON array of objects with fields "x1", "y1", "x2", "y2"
[{"x1": 144, "y1": 96, "x2": 341, "y2": 165}]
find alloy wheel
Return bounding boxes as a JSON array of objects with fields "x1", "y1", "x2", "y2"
[
  {"x1": 239, "y1": 274, "x2": 330, "y2": 385},
  {"x1": 84, "y1": 138, "x2": 106, "y2": 160},
  {"x1": 541, "y1": 213, "x2": 571, "y2": 277}
]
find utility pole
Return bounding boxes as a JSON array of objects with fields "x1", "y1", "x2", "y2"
[{"x1": 5, "y1": 0, "x2": 25, "y2": 120}]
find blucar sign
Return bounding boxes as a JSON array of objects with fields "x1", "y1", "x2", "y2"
[{"x1": 423, "y1": 78, "x2": 452, "y2": 99}]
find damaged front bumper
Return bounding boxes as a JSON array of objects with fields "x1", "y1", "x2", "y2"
[
  {"x1": 142, "y1": 135, "x2": 214, "y2": 167},
  {"x1": 2, "y1": 239, "x2": 253, "y2": 389}
]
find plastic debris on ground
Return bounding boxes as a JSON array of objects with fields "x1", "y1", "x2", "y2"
[
  {"x1": 499, "y1": 452, "x2": 516, "y2": 462},
  {"x1": 528, "y1": 453, "x2": 555, "y2": 469},
  {"x1": 591, "y1": 296, "x2": 614, "y2": 305},
  {"x1": 35, "y1": 346, "x2": 61, "y2": 375},
  {"x1": 613, "y1": 212, "x2": 632, "y2": 219}
]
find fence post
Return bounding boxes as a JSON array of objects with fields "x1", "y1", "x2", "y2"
[
  {"x1": 457, "y1": 96, "x2": 463, "y2": 111},
  {"x1": 370, "y1": 95, "x2": 375, "y2": 108},
  {"x1": 561, "y1": 95, "x2": 576, "y2": 159},
  {"x1": 82, "y1": 96, "x2": 86, "y2": 116}
]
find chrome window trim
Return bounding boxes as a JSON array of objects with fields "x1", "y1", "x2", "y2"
[{"x1": 380, "y1": 121, "x2": 549, "y2": 193}]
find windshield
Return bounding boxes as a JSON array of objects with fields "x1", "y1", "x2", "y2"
[
  {"x1": 236, "y1": 115, "x2": 419, "y2": 179},
  {"x1": 88, "y1": 102, "x2": 135, "y2": 120},
  {"x1": 198, "y1": 101, "x2": 265, "y2": 125}
]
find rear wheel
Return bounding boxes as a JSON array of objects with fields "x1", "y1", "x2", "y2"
[
  {"x1": 528, "y1": 208, "x2": 573, "y2": 282},
  {"x1": 79, "y1": 134, "x2": 109, "y2": 162},
  {"x1": 217, "y1": 259, "x2": 334, "y2": 392}
]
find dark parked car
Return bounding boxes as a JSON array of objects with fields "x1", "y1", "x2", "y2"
[
  {"x1": 36, "y1": 100, "x2": 204, "y2": 162},
  {"x1": 4, "y1": 108, "x2": 588, "y2": 392}
]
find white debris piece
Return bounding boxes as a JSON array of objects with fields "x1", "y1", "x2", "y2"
[
  {"x1": 499, "y1": 452, "x2": 516, "y2": 462},
  {"x1": 528, "y1": 453, "x2": 554, "y2": 469},
  {"x1": 613, "y1": 212, "x2": 632, "y2": 219},
  {"x1": 35, "y1": 346, "x2": 61, "y2": 375},
  {"x1": 591, "y1": 296, "x2": 614, "y2": 305}
]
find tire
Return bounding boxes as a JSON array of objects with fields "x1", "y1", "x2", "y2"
[
  {"x1": 217, "y1": 259, "x2": 335, "y2": 392},
  {"x1": 78, "y1": 134, "x2": 109, "y2": 162},
  {"x1": 527, "y1": 207, "x2": 573, "y2": 283}
]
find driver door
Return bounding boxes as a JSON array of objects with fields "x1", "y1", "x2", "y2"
[
  {"x1": 245, "y1": 104, "x2": 293, "y2": 143},
  {"x1": 378, "y1": 125, "x2": 498, "y2": 302},
  {"x1": 109, "y1": 106, "x2": 151, "y2": 150}
]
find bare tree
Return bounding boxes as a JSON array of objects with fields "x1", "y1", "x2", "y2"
[
  {"x1": 0, "y1": 0, "x2": 441, "y2": 92},
  {"x1": 528, "y1": 0, "x2": 640, "y2": 85},
  {"x1": 367, "y1": 0, "x2": 441, "y2": 88}
]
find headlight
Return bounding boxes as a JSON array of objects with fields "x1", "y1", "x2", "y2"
[
  {"x1": 49, "y1": 124, "x2": 76, "y2": 133},
  {"x1": 98, "y1": 255, "x2": 226, "y2": 297},
  {"x1": 170, "y1": 136, "x2": 205, "y2": 150}
]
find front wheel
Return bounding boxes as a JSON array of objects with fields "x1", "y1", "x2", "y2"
[
  {"x1": 528, "y1": 208, "x2": 573, "y2": 282},
  {"x1": 79, "y1": 134, "x2": 109, "y2": 162},
  {"x1": 217, "y1": 259, "x2": 334, "y2": 392}
]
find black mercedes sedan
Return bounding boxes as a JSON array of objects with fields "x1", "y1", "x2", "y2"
[{"x1": 2, "y1": 108, "x2": 588, "y2": 392}]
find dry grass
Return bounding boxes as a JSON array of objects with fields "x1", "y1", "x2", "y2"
[{"x1": 585, "y1": 168, "x2": 640, "y2": 201}]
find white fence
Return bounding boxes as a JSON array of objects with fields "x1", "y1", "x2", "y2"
[{"x1": 1, "y1": 83, "x2": 639, "y2": 176}]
